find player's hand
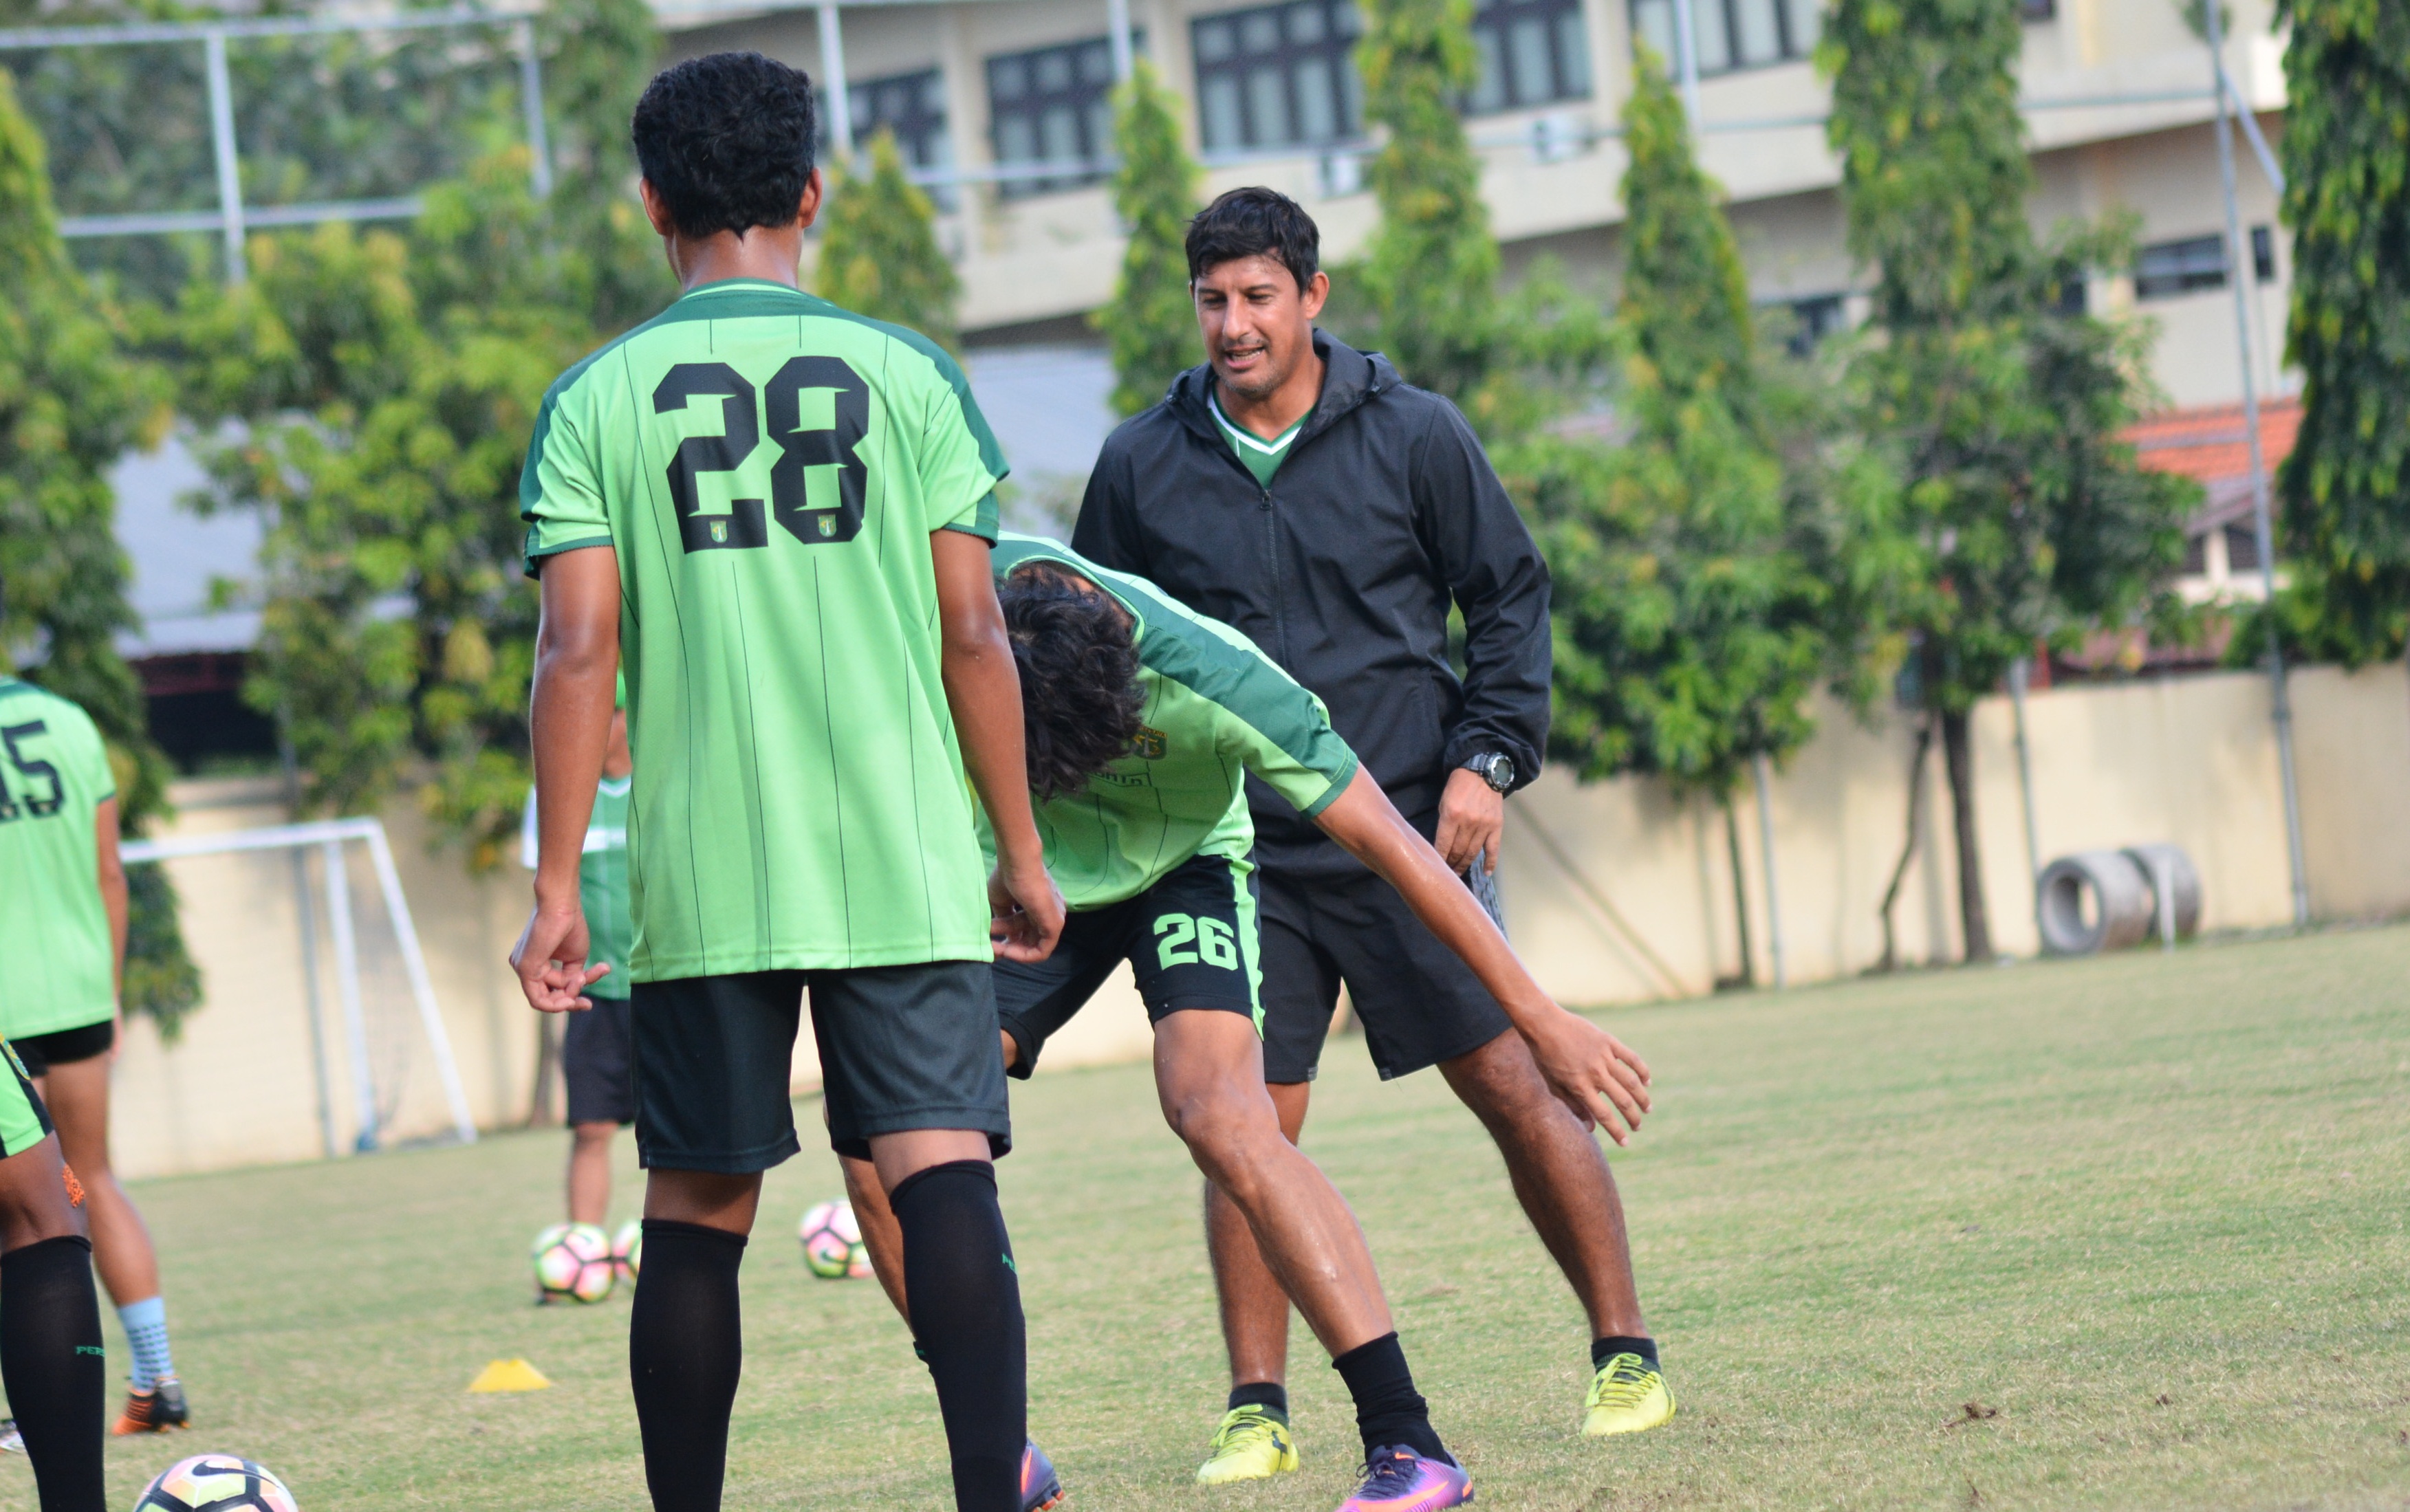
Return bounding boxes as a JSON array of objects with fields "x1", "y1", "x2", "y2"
[
  {"x1": 1523, "y1": 1009, "x2": 1652, "y2": 1145},
  {"x1": 988, "y1": 856, "x2": 1065, "y2": 965},
  {"x1": 1435, "y1": 767, "x2": 1503, "y2": 875},
  {"x1": 511, "y1": 901, "x2": 609, "y2": 1014}
]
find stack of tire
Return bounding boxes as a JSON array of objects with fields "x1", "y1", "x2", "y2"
[{"x1": 2034, "y1": 845, "x2": 2200, "y2": 956}]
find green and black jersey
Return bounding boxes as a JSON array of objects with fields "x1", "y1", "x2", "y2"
[
  {"x1": 520, "y1": 278, "x2": 1008, "y2": 978},
  {"x1": 986, "y1": 534, "x2": 1360, "y2": 910},
  {"x1": 0, "y1": 680, "x2": 117, "y2": 1039}
]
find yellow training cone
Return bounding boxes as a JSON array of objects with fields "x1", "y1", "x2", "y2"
[{"x1": 468, "y1": 1358, "x2": 552, "y2": 1393}]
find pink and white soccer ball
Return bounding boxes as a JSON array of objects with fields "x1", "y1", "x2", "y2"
[
  {"x1": 798, "y1": 1198, "x2": 871, "y2": 1280},
  {"x1": 531, "y1": 1222, "x2": 616, "y2": 1304},
  {"x1": 611, "y1": 1218, "x2": 644, "y2": 1283},
  {"x1": 134, "y1": 1454, "x2": 299, "y2": 1511}
]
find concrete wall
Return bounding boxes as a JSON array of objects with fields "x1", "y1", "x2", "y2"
[
  {"x1": 105, "y1": 661, "x2": 2409, "y2": 1178},
  {"x1": 1499, "y1": 662, "x2": 2410, "y2": 1007},
  {"x1": 107, "y1": 780, "x2": 1155, "y2": 1179}
]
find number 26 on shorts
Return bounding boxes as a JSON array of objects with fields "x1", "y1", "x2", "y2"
[{"x1": 1155, "y1": 912, "x2": 1239, "y2": 972}]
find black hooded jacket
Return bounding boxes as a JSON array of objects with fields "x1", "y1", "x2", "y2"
[{"x1": 1071, "y1": 331, "x2": 1551, "y2": 876}]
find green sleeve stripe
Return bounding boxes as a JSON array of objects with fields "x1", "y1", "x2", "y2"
[
  {"x1": 1296, "y1": 749, "x2": 1359, "y2": 817},
  {"x1": 938, "y1": 491, "x2": 1001, "y2": 542},
  {"x1": 523, "y1": 531, "x2": 616, "y2": 573}
]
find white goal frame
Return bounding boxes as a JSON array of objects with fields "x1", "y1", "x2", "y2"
[{"x1": 123, "y1": 817, "x2": 477, "y2": 1154}]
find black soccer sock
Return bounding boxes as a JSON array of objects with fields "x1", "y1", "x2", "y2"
[
  {"x1": 1228, "y1": 1381, "x2": 1289, "y2": 1423},
  {"x1": 1, "y1": 1236, "x2": 107, "y2": 1512},
  {"x1": 1331, "y1": 1333, "x2": 1448, "y2": 1465},
  {"x1": 629, "y1": 1220, "x2": 748, "y2": 1512},
  {"x1": 1592, "y1": 1335, "x2": 1660, "y2": 1372},
  {"x1": 892, "y1": 1160, "x2": 1026, "y2": 1512}
]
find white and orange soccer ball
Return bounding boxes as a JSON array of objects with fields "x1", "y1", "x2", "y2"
[
  {"x1": 532, "y1": 1222, "x2": 616, "y2": 1304},
  {"x1": 611, "y1": 1218, "x2": 644, "y2": 1283},
  {"x1": 798, "y1": 1198, "x2": 871, "y2": 1280},
  {"x1": 134, "y1": 1454, "x2": 299, "y2": 1511}
]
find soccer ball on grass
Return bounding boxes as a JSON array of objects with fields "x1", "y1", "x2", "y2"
[
  {"x1": 611, "y1": 1218, "x2": 644, "y2": 1282},
  {"x1": 531, "y1": 1222, "x2": 616, "y2": 1304},
  {"x1": 134, "y1": 1454, "x2": 299, "y2": 1511},
  {"x1": 798, "y1": 1199, "x2": 872, "y2": 1280}
]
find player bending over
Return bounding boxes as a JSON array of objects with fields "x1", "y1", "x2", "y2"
[
  {"x1": 0, "y1": 649, "x2": 189, "y2": 1436},
  {"x1": 518, "y1": 673, "x2": 636, "y2": 1240},
  {"x1": 843, "y1": 535, "x2": 1653, "y2": 1511},
  {"x1": 511, "y1": 54, "x2": 1065, "y2": 1512}
]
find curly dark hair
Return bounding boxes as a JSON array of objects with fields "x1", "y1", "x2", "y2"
[
  {"x1": 1001, "y1": 565, "x2": 1146, "y2": 802},
  {"x1": 632, "y1": 52, "x2": 818, "y2": 240}
]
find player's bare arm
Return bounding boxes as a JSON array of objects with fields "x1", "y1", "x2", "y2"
[
  {"x1": 933, "y1": 527, "x2": 1066, "y2": 963},
  {"x1": 1313, "y1": 768, "x2": 1653, "y2": 1141},
  {"x1": 513, "y1": 545, "x2": 620, "y2": 1012}
]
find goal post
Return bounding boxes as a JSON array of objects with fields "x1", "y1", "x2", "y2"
[{"x1": 123, "y1": 816, "x2": 478, "y2": 1152}]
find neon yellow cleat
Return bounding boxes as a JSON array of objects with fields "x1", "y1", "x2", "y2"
[
  {"x1": 1583, "y1": 1353, "x2": 1675, "y2": 1436},
  {"x1": 1195, "y1": 1405, "x2": 1301, "y2": 1484}
]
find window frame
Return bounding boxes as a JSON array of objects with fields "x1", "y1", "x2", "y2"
[
  {"x1": 985, "y1": 34, "x2": 1127, "y2": 199},
  {"x1": 847, "y1": 67, "x2": 955, "y2": 208},
  {"x1": 1625, "y1": 0, "x2": 1816, "y2": 80},
  {"x1": 1190, "y1": 0, "x2": 1365, "y2": 156},
  {"x1": 1466, "y1": 0, "x2": 1594, "y2": 116}
]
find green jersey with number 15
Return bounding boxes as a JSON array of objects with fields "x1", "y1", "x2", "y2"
[
  {"x1": 521, "y1": 278, "x2": 1008, "y2": 979},
  {"x1": 0, "y1": 681, "x2": 118, "y2": 1038}
]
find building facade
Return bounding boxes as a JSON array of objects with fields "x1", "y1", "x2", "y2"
[{"x1": 663, "y1": 0, "x2": 2294, "y2": 413}]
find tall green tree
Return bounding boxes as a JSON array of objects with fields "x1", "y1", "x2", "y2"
[
  {"x1": 134, "y1": 0, "x2": 669, "y2": 870},
  {"x1": 1352, "y1": 0, "x2": 1501, "y2": 407},
  {"x1": 2270, "y1": 0, "x2": 2410, "y2": 664},
  {"x1": 1098, "y1": 58, "x2": 1202, "y2": 417},
  {"x1": 1508, "y1": 51, "x2": 1890, "y2": 985},
  {"x1": 814, "y1": 129, "x2": 961, "y2": 350},
  {"x1": 0, "y1": 69, "x2": 202, "y2": 1034},
  {"x1": 1823, "y1": 0, "x2": 2194, "y2": 962}
]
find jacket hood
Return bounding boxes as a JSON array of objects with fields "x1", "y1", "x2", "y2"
[{"x1": 1164, "y1": 330, "x2": 1399, "y2": 450}]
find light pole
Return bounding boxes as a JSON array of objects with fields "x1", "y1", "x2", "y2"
[{"x1": 2204, "y1": 0, "x2": 2309, "y2": 928}]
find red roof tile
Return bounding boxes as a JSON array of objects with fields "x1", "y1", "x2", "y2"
[{"x1": 2125, "y1": 397, "x2": 2301, "y2": 485}]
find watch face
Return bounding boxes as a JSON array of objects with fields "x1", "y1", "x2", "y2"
[{"x1": 1479, "y1": 754, "x2": 1514, "y2": 791}]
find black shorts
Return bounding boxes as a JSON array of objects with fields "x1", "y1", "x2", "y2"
[
  {"x1": 1257, "y1": 857, "x2": 1511, "y2": 1084},
  {"x1": 11, "y1": 1019, "x2": 114, "y2": 1078},
  {"x1": 996, "y1": 851, "x2": 1260, "y2": 1079},
  {"x1": 632, "y1": 963, "x2": 1009, "y2": 1171},
  {"x1": 562, "y1": 996, "x2": 636, "y2": 1126}
]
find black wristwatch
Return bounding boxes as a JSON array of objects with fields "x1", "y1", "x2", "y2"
[{"x1": 1464, "y1": 752, "x2": 1515, "y2": 793}]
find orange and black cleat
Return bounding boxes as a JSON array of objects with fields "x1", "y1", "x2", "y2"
[{"x1": 111, "y1": 1376, "x2": 190, "y2": 1435}]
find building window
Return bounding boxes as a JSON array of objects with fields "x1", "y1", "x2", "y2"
[
  {"x1": 2134, "y1": 234, "x2": 2230, "y2": 299},
  {"x1": 1628, "y1": 0, "x2": 1819, "y2": 76},
  {"x1": 2250, "y1": 223, "x2": 2276, "y2": 282},
  {"x1": 988, "y1": 36, "x2": 1122, "y2": 199},
  {"x1": 2021, "y1": 0, "x2": 2055, "y2": 19},
  {"x1": 1192, "y1": 0, "x2": 1363, "y2": 154},
  {"x1": 850, "y1": 69, "x2": 954, "y2": 207},
  {"x1": 1467, "y1": 0, "x2": 1592, "y2": 114},
  {"x1": 1781, "y1": 293, "x2": 1845, "y2": 355}
]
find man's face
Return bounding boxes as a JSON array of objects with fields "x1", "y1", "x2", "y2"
[{"x1": 1193, "y1": 254, "x2": 1331, "y2": 402}]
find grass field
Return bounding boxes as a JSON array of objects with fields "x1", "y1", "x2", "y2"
[{"x1": 10, "y1": 924, "x2": 2409, "y2": 1511}]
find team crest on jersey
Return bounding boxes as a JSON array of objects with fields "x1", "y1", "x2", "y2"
[
  {"x1": 816, "y1": 516, "x2": 836, "y2": 537},
  {"x1": 1133, "y1": 725, "x2": 1167, "y2": 760},
  {"x1": 710, "y1": 520, "x2": 728, "y2": 543}
]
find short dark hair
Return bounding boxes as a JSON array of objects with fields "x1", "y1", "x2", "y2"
[
  {"x1": 632, "y1": 52, "x2": 818, "y2": 239},
  {"x1": 1000, "y1": 565, "x2": 1146, "y2": 803},
  {"x1": 1186, "y1": 186, "x2": 1320, "y2": 294}
]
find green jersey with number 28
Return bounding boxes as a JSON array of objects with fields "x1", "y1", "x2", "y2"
[
  {"x1": 986, "y1": 534, "x2": 1360, "y2": 910},
  {"x1": 0, "y1": 680, "x2": 118, "y2": 1038},
  {"x1": 521, "y1": 278, "x2": 1008, "y2": 979}
]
